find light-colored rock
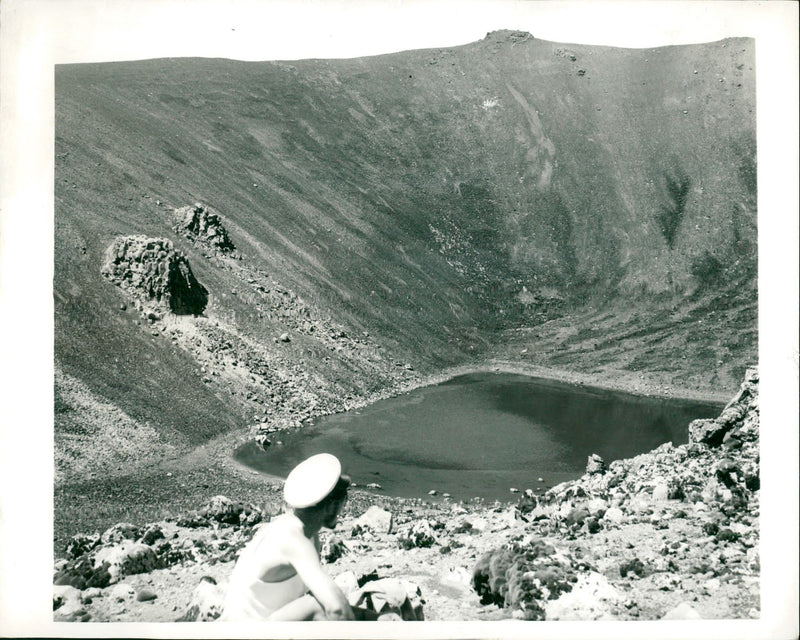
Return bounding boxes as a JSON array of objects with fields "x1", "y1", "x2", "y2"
[
  {"x1": 333, "y1": 570, "x2": 359, "y2": 596},
  {"x1": 397, "y1": 519, "x2": 438, "y2": 548},
  {"x1": 545, "y1": 572, "x2": 622, "y2": 620},
  {"x1": 353, "y1": 506, "x2": 393, "y2": 535},
  {"x1": 586, "y1": 454, "x2": 606, "y2": 475},
  {"x1": 662, "y1": 601, "x2": 703, "y2": 620},
  {"x1": 81, "y1": 587, "x2": 103, "y2": 603},
  {"x1": 602, "y1": 507, "x2": 624, "y2": 524},
  {"x1": 587, "y1": 498, "x2": 608, "y2": 514},
  {"x1": 181, "y1": 576, "x2": 225, "y2": 621},
  {"x1": 703, "y1": 577, "x2": 721, "y2": 592},
  {"x1": 53, "y1": 585, "x2": 83, "y2": 615},
  {"x1": 468, "y1": 517, "x2": 488, "y2": 532},
  {"x1": 652, "y1": 484, "x2": 670, "y2": 501},
  {"x1": 93, "y1": 542, "x2": 160, "y2": 583},
  {"x1": 439, "y1": 566, "x2": 472, "y2": 591},
  {"x1": 348, "y1": 578, "x2": 424, "y2": 621}
]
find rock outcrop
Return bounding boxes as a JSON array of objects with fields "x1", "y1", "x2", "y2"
[
  {"x1": 172, "y1": 203, "x2": 234, "y2": 253},
  {"x1": 101, "y1": 235, "x2": 208, "y2": 315}
]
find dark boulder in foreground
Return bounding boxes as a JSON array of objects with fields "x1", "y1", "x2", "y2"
[{"x1": 101, "y1": 235, "x2": 208, "y2": 315}]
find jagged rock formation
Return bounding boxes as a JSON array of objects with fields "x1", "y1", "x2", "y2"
[
  {"x1": 172, "y1": 203, "x2": 235, "y2": 253},
  {"x1": 101, "y1": 236, "x2": 208, "y2": 315}
]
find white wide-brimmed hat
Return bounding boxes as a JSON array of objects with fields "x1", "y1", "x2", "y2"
[{"x1": 283, "y1": 453, "x2": 342, "y2": 508}]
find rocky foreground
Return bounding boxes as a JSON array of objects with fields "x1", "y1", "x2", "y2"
[{"x1": 53, "y1": 370, "x2": 760, "y2": 623}]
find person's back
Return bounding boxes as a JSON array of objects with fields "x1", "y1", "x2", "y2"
[
  {"x1": 219, "y1": 453, "x2": 359, "y2": 621},
  {"x1": 220, "y1": 513, "x2": 312, "y2": 620}
]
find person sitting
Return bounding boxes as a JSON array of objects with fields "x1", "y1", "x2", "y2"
[{"x1": 220, "y1": 453, "x2": 372, "y2": 621}]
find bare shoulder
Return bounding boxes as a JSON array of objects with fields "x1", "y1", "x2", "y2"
[{"x1": 266, "y1": 513, "x2": 307, "y2": 548}]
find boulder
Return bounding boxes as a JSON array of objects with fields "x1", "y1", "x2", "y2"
[
  {"x1": 53, "y1": 585, "x2": 83, "y2": 615},
  {"x1": 139, "y1": 525, "x2": 165, "y2": 546},
  {"x1": 689, "y1": 369, "x2": 758, "y2": 447},
  {"x1": 397, "y1": 520, "x2": 438, "y2": 549},
  {"x1": 64, "y1": 533, "x2": 101, "y2": 559},
  {"x1": 652, "y1": 483, "x2": 670, "y2": 501},
  {"x1": 100, "y1": 523, "x2": 141, "y2": 545},
  {"x1": 93, "y1": 542, "x2": 161, "y2": 583},
  {"x1": 54, "y1": 555, "x2": 112, "y2": 590},
  {"x1": 348, "y1": 578, "x2": 424, "y2": 621},
  {"x1": 172, "y1": 203, "x2": 235, "y2": 252},
  {"x1": 715, "y1": 458, "x2": 741, "y2": 488},
  {"x1": 352, "y1": 506, "x2": 393, "y2": 536},
  {"x1": 136, "y1": 588, "x2": 158, "y2": 602},
  {"x1": 468, "y1": 517, "x2": 488, "y2": 532},
  {"x1": 201, "y1": 495, "x2": 244, "y2": 525},
  {"x1": 321, "y1": 535, "x2": 347, "y2": 563},
  {"x1": 688, "y1": 418, "x2": 727, "y2": 446},
  {"x1": 101, "y1": 235, "x2": 208, "y2": 315},
  {"x1": 81, "y1": 587, "x2": 103, "y2": 604},
  {"x1": 565, "y1": 507, "x2": 591, "y2": 528},
  {"x1": 333, "y1": 570, "x2": 360, "y2": 596},
  {"x1": 545, "y1": 572, "x2": 622, "y2": 620},
  {"x1": 177, "y1": 576, "x2": 225, "y2": 622},
  {"x1": 619, "y1": 558, "x2": 649, "y2": 578}
]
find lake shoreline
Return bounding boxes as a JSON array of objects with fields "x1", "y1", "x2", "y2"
[
  {"x1": 53, "y1": 359, "x2": 732, "y2": 554},
  {"x1": 228, "y1": 360, "x2": 729, "y2": 490},
  {"x1": 415, "y1": 359, "x2": 732, "y2": 405}
]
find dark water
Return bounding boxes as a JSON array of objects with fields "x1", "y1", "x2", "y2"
[{"x1": 235, "y1": 372, "x2": 723, "y2": 502}]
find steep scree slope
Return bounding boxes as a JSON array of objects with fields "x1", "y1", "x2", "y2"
[{"x1": 54, "y1": 32, "x2": 756, "y2": 472}]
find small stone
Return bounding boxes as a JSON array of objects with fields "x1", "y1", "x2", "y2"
[{"x1": 137, "y1": 588, "x2": 157, "y2": 602}]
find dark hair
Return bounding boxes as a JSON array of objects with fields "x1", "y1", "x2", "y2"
[
  {"x1": 295, "y1": 475, "x2": 351, "y2": 515},
  {"x1": 325, "y1": 475, "x2": 351, "y2": 503}
]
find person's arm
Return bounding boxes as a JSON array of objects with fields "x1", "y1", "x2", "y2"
[{"x1": 280, "y1": 532, "x2": 354, "y2": 620}]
